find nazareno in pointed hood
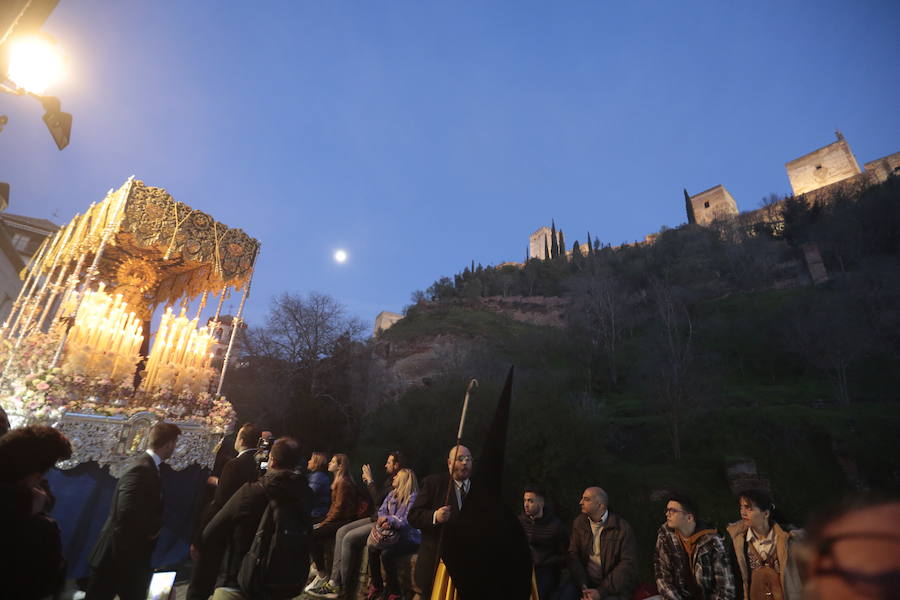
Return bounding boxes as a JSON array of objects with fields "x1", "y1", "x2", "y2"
[{"x1": 440, "y1": 366, "x2": 533, "y2": 599}]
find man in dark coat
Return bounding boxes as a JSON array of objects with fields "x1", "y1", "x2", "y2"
[
  {"x1": 519, "y1": 485, "x2": 568, "y2": 599},
  {"x1": 187, "y1": 436, "x2": 312, "y2": 599},
  {"x1": 85, "y1": 422, "x2": 182, "y2": 600},
  {"x1": 408, "y1": 444, "x2": 472, "y2": 597},
  {"x1": 191, "y1": 423, "x2": 261, "y2": 555},
  {"x1": 560, "y1": 486, "x2": 638, "y2": 600}
]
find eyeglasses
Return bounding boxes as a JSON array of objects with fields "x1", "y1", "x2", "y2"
[
  {"x1": 665, "y1": 508, "x2": 685, "y2": 515},
  {"x1": 455, "y1": 456, "x2": 472, "y2": 463},
  {"x1": 800, "y1": 532, "x2": 900, "y2": 595}
]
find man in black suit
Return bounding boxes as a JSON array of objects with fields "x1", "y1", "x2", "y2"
[
  {"x1": 187, "y1": 423, "x2": 261, "y2": 599},
  {"x1": 85, "y1": 422, "x2": 182, "y2": 600},
  {"x1": 408, "y1": 444, "x2": 473, "y2": 597},
  {"x1": 191, "y1": 423, "x2": 261, "y2": 555}
]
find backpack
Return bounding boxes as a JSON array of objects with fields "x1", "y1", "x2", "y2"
[{"x1": 238, "y1": 486, "x2": 310, "y2": 600}]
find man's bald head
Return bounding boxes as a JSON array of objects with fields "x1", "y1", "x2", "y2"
[
  {"x1": 580, "y1": 486, "x2": 609, "y2": 521},
  {"x1": 447, "y1": 445, "x2": 473, "y2": 481}
]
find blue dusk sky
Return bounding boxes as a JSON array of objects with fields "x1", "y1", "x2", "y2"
[{"x1": 2, "y1": 1, "x2": 899, "y2": 329}]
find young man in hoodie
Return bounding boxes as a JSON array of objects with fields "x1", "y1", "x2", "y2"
[
  {"x1": 654, "y1": 495, "x2": 737, "y2": 600},
  {"x1": 187, "y1": 437, "x2": 312, "y2": 600}
]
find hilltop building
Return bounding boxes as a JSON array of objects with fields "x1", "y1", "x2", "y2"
[
  {"x1": 684, "y1": 185, "x2": 739, "y2": 226},
  {"x1": 528, "y1": 226, "x2": 564, "y2": 260},
  {"x1": 374, "y1": 310, "x2": 403, "y2": 336}
]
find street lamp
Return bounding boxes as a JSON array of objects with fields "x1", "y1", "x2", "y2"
[
  {"x1": 1, "y1": 33, "x2": 72, "y2": 150},
  {"x1": 6, "y1": 34, "x2": 66, "y2": 95}
]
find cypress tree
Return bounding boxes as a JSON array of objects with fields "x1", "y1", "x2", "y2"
[
  {"x1": 586, "y1": 231, "x2": 594, "y2": 256},
  {"x1": 550, "y1": 220, "x2": 559, "y2": 258},
  {"x1": 558, "y1": 229, "x2": 566, "y2": 260},
  {"x1": 572, "y1": 240, "x2": 582, "y2": 265},
  {"x1": 543, "y1": 238, "x2": 550, "y2": 261},
  {"x1": 684, "y1": 188, "x2": 696, "y2": 224}
]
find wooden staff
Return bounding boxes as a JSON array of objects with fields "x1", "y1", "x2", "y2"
[{"x1": 432, "y1": 378, "x2": 478, "y2": 589}]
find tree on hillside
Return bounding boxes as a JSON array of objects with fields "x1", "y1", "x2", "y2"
[
  {"x1": 568, "y1": 271, "x2": 632, "y2": 390},
  {"x1": 558, "y1": 230, "x2": 567, "y2": 260},
  {"x1": 647, "y1": 279, "x2": 694, "y2": 461},
  {"x1": 586, "y1": 232, "x2": 594, "y2": 257},
  {"x1": 551, "y1": 220, "x2": 559, "y2": 259}
]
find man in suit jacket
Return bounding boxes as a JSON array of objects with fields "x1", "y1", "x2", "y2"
[
  {"x1": 191, "y1": 423, "x2": 261, "y2": 552},
  {"x1": 408, "y1": 445, "x2": 473, "y2": 597},
  {"x1": 85, "y1": 422, "x2": 182, "y2": 600}
]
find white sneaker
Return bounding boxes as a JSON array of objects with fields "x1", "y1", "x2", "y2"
[{"x1": 305, "y1": 574, "x2": 327, "y2": 592}]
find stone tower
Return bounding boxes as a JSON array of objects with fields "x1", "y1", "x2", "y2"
[
  {"x1": 529, "y1": 226, "x2": 563, "y2": 260},
  {"x1": 684, "y1": 185, "x2": 739, "y2": 226},
  {"x1": 785, "y1": 131, "x2": 862, "y2": 196}
]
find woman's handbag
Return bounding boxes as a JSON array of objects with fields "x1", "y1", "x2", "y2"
[{"x1": 367, "y1": 522, "x2": 399, "y2": 550}]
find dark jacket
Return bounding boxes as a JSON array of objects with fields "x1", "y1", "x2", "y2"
[
  {"x1": 408, "y1": 472, "x2": 464, "y2": 594},
  {"x1": 189, "y1": 469, "x2": 311, "y2": 598},
  {"x1": 655, "y1": 523, "x2": 737, "y2": 600},
  {"x1": 519, "y1": 510, "x2": 568, "y2": 569},
  {"x1": 194, "y1": 448, "x2": 259, "y2": 542},
  {"x1": 366, "y1": 477, "x2": 394, "y2": 520},
  {"x1": 308, "y1": 470, "x2": 331, "y2": 519},
  {"x1": 0, "y1": 483, "x2": 66, "y2": 600},
  {"x1": 89, "y1": 452, "x2": 163, "y2": 568},
  {"x1": 568, "y1": 512, "x2": 638, "y2": 598}
]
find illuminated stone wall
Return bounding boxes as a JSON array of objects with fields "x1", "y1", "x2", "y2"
[
  {"x1": 687, "y1": 185, "x2": 739, "y2": 226},
  {"x1": 785, "y1": 136, "x2": 862, "y2": 196}
]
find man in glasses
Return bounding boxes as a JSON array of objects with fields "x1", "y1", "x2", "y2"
[
  {"x1": 654, "y1": 495, "x2": 737, "y2": 599},
  {"x1": 802, "y1": 498, "x2": 900, "y2": 600}
]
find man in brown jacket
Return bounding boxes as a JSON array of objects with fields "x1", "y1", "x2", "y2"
[{"x1": 560, "y1": 486, "x2": 638, "y2": 600}]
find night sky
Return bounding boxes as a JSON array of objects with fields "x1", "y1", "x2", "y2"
[{"x1": 2, "y1": 1, "x2": 898, "y2": 328}]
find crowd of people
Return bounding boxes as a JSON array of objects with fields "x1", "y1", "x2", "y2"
[{"x1": 0, "y1": 409, "x2": 898, "y2": 600}]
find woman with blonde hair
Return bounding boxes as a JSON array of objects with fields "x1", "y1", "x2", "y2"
[
  {"x1": 306, "y1": 453, "x2": 359, "y2": 592},
  {"x1": 366, "y1": 468, "x2": 421, "y2": 600}
]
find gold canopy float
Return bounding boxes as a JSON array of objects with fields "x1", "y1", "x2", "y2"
[{"x1": 0, "y1": 177, "x2": 259, "y2": 475}]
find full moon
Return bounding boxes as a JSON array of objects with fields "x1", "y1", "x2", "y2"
[{"x1": 334, "y1": 249, "x2": 348, "y2": 264}]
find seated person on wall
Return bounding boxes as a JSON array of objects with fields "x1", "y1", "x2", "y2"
[
  {"x1": 306, "y1": 453, "x2": 360, "y2": 592},
  {"x1": 800, "y1": 496, "x2": 900, "y2": 600},
  {"x1": 308, "y1": 451, "x2": 333, "y2": 523},
  {"x1": 307, "y1": 450, "x2": 406, "y2": 598},
  {"x1": 519, "y1": 484, "x2": 568, "y2": 600},
  {"x1": 559, "y1": 486, "x2": 638, "y2": 600},
  {"x1": 187, "y1": 437, "x2": 312, "y2": 600},
  {"x1": 0, "y1": 425, "x2": 73, "y2": 600},
  {"x1": 654, "y1": 494, "x2": 737, "y2": 600},
  {"x1": 364, "y1": 468, "x2": 421, "y2": 600},
  {"x1": 726, "y1": 488, "x2": 804, "y2": 600}
]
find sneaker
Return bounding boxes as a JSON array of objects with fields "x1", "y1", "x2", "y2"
[
  {"x1": 365, "y1": 585, "x2": 384, "y2": 600},
  {"x1": 304, "y1": 574, "x2": 327, "y2": 593},
  {"x1": 319, "y1": 581, "x2": 342, "y2": 599}
]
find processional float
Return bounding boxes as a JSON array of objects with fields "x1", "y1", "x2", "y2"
[{"x1": 0, "y1": 177, "x2": 259, "y2": 475}]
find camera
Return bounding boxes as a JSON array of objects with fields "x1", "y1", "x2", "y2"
[{"x1": 255, "y1": 434, "x2": 274, "y2": 473}]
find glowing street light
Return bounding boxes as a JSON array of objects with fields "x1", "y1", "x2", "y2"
[{"x1": 7, "y1": 35, "x2": 66, "y2": 95}]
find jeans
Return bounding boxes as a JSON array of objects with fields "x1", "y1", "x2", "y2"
[
  {"x1": 330, "y1": 517, "x2": 374, "y2": 584},
  {"x1": 368, "y1": 538, "x2": 419, "y2": 595}
]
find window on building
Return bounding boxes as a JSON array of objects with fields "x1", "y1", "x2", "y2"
[
  {"x1": 815, "y1": 164, "x2": 823, "y2": 170},
  {"x1": 11, "y1": 233, "x2": 30, "y2": 251},
  {"x1": 704, "y1": 201, "x2": 710, "y2": 208}
]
